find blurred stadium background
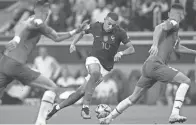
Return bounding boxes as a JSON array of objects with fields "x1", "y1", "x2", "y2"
[{"x1": 0, "y1": 0, "x2": 196, "y2": 124}]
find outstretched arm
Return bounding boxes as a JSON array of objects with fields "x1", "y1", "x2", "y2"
[
  {"x1": 120, "y1": 41, "x2": 135, "y2": 56},
  {"x1": 174, "y1": 41, "x2": 196, "y2": 55},
  {"x1": 40, "y1": 20, "x2": 89, "y2": 42},
  {"x1": 149, "y1": 20, "x2": 179, "y2": 55},
  {"x1": 114, "y1": 32, "x2": 135, "y2": 62},
  {"x1": 71, "y1": 31, "x2": 85, "y2": 45},
  {"x1": 70, "y1": 24, "x2": 92, "y2": 53},
  {"x1": 41, "y1": 24, "x2": 80, "y2": 42},
  {"x1": 71, "y1": 23, "x2": 92, "y2": 45}
]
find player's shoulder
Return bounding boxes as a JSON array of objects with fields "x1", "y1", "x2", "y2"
[
  {"x1": 91, "y1": 21, "x2": 102, "y2": 28},
  {"x1": 87, "y1": 21, "x2": 102, "y2": 31},
  {"x1": 161, "y1": 19, "x2": 179, "y2": 31},
  {"x1": 164, "y1": 19, "x2": 178, "y2": 26},
  {"x1": 115, "y1": 26, "x2": 127, "y2": 35},
  {"x1": 25, "y1": 15, "x2": 44, "y2": 29}
]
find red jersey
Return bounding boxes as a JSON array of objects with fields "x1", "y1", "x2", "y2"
[
  {"x1": 153, "y1": 19, "x2": 179, "y2": 64},
  {"x1": 85, "y1": 22, "x2": 129, "y2": 71},
  {"x1": 5, "y1": 15, "x2": 48, "y2": 64}
]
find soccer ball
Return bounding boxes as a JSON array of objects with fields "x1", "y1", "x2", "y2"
[{"x1": 95, "y1": 104, "x2": 112, "y2": 119}]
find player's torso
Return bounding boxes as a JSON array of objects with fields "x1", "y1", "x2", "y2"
[
  {"x1": 5, "y1": 16, "x2": 42, "y2": 64},
  {"x1": 90, "y1": 23, "x2": 122, "y2": 68},
  {"x1": 157, "y1": 28, "x2": 178, "y2": 63}
]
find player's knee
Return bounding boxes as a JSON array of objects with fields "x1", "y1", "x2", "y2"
[
  {"x1": 42, "y1": 90, "x2": 56, "y2": 104},
  {"x1": 180, "y1": 76, "x2": 191, "y2": 85},
  {"x1": 46, "y1": 84, "x2": 58, "y2": 92},
  {"x1": 184, "y1": 77, "x2": 191, "y2": 85},
  {"x1": 174, "y1": 72, "x2": 191, "y2": 85}
]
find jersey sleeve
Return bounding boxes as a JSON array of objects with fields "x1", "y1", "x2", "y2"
[
  {"x1": 121, "y1": 30, "x2": 129, "y2": 44},
  {"x1": 84, "y1": 23, "x2": 94, "y2": 34},
  {"x1": 39, "y1": 23, "x2": 59, "y2": 41},
  {"x1": 162, "y1": 20, "x2": 179, "y2": 31}
]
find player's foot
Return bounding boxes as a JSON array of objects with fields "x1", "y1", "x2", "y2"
[
  {"x1": 169, "y1": 114, "x2": 187, "y2": 124},
  {"x1": 81, "y1": 106, "x2": 91, "y2": 119},
  {"x1": 35, "y1": 120, "x2": 46, "y2": 125},
  {"x1": 46, "y1": 104, "x2": 59, "y2": 120},
  {"x1": 99, "y1": 115, "x2": 113, "y2": 124}
]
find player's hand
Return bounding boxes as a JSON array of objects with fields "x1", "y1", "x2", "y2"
[
  {"x1": 114, "y1": 52, "x2": 123, "y2": 62},
  {"x1": 5, "y1": 40, "x2": 18, "y2": 51},
  {"x1": 149, "y1": 45, "x2": 158, "y2": 56},
  {"x1": 76, "y1": 20, "x2": 90, "y2": 33},
  {"x1": 70, "y1": 44, "x2": 76, "y2": 53}
]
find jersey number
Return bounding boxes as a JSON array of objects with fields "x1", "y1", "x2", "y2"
[{"x1": 102, "y1": 42, "x2": 110, "y2": 50}]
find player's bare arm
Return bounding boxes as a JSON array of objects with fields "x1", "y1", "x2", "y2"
[
  {"x1": 149, "y1": 24, "x2": 163, "y2": 55},
  {"x1": 174, "y1": 42, "x2": 196, "y2": 55},
  {"x1": 5, "y1": 20, "x2": 29, "y2": 51},
  {"x1": 70, "y1": 22, "x2": 91, "y2": 53},
  {"x1": 114, "y1": 41, "x2": 135, "y2": 62},
  {"x1": 41, "y1": 24, "x2": 80, "y2": 42},
  {"x1": 41, "y1": 20, "x2": 88, "y2": 42},
  {"x1": 70, "y1": 31, "x2": 85, "y2": 53},
  {"x1": 121, "y1": 41, "x2": 135, "y2": 55},
  {"x1": 149, "y1": 20, "x2": 178, "y2": 55}
]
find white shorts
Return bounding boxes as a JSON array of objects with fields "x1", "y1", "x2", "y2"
[{"x1": 85, "y1": 56, "x2": 109, "y2": 81}]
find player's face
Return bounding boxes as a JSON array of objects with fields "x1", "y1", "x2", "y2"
[
  {"x1": 169, "y1": 8, "x2": 185, "y2": 22},
  {"x1": 103, "y1": 17, "x2": 117, "y2": 32}
]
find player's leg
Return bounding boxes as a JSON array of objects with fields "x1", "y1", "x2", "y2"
[
  {"x1": 7, "y1": 61, "x2": 58, "y2": 125},
  {"x1": 46, "y1": 81, "x2": 87, "y2": 120},
  {"x1": 31, "y1": 75, "x2": 58, "y2": 125},
  {"x1": 99, "y1": 76, "x2": 155, "y2": 124},
  {"x1": 0, "y1": 56, "x2": 14, "y2": 100},
  {"x1": 0, "y1": 73, "x2": 13, "y2": 99},
  {"x1": 47, "y1": 74, "x2": 104, "y2": 120},
  {"x1": 168, "y1": 71, "x2": 191, "y2": 123},
  {"x1": 81, "y1": 57, "x2": 103, "y2": 119},
  {"x1": 149, "y1": 64, "x2": 190, "y2": 123},
  {"x1": 82, "y1": 63, "x2": 102, "y2": 119},
  {"x1": 165, "y1": 83, "x2": 174, "y2": 106}
]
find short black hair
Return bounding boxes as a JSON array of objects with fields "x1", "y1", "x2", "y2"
[
  {"x1": 171, "y1": 3, "x2": 184, "y2": 10},
  {"x1": 107, "y1": 12, "x2": 119, "y2": 21}
]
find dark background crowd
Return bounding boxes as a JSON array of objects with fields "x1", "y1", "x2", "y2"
[
  {"x1": 46, "y1": 0, "x2": 196, "y2": 32},
  {"x1": 0, "y1": 0, "x2": 196, "y2": 35}
]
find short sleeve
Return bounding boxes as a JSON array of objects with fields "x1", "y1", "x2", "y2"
[{"x1": 121, "y1": 30, "x2": 129, "y2": 44}]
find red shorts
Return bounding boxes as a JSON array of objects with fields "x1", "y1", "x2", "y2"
[
  {"x1": 0, "y1": 55, "x2": 40, "y2": 89},
  {"x1": 137, "y1": 56, "x2": 179, "y2": 88}
]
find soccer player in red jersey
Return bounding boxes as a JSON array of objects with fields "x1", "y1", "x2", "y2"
[
  {"x1": 0, "y1": 0, "x2": 87, "y2": 124},
  {"x1": 99, "y1": 3, "x2": 196, "y2": 124},
  {"x1": 46, "y1": 12, "x2": 135, "y2": 120}
]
